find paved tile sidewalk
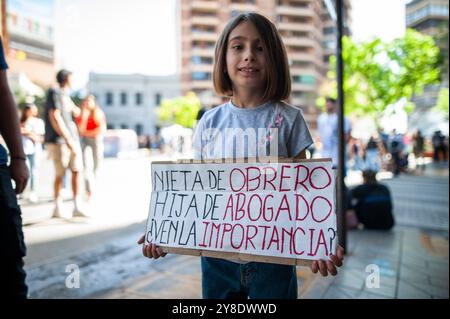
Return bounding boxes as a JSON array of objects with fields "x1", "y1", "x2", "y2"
[
  {"x1": 301, "y1": 227, "x2": 448, "y2": 299},
  {"x1": 95, "y1": 226, "x2": 448, "y2": 299}
]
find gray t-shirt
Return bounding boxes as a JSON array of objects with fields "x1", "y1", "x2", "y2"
[
  {"x1": 193, "y1": 100, "x2": 313, "y2": 160},
  {"x1": 192, "y1": 100, "x2": 313, "y2": 264},
  {"x1": 44, "y1": 87, "x2": 80, "y2": 144}
]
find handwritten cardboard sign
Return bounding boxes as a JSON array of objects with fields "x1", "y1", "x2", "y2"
[{"x1": 145, "y1": 159, "x2": 337, "y2": 266}]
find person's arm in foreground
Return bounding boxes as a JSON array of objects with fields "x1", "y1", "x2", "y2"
[
  {"x1": 293, "y1": 149, "x2": 344, "y2": 276},
  {"x1": 0, "y1": 70, "x2": 29, "y2": 194}
]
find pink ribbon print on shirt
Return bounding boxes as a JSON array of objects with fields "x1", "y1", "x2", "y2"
[{"x1": 262, "y1": 112, "x2": 283, "y2": 146}]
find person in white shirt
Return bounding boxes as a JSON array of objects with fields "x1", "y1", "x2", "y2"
[{"x1": 317, "y1": 97, "x2": 351, "y2": 169}]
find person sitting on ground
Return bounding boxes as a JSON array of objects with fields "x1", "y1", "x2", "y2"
[{"x1": 349, "y1": 170, "x2": 395, "y2": 230}]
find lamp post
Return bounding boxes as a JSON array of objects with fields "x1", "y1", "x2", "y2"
[
  {"x1": 336, "y1": 0, "x2": 347, "y2": 252},
  {"x1": 324, "y1": 0, "x2": 347, "y2": 252}
]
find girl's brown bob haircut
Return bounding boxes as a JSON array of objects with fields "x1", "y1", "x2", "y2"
[{"x1": 213, "y1": 12, "x2": 291, "y2": 101}]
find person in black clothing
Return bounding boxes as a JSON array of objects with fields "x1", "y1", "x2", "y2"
[
  {"x1": 432, "y1": 130, "x2": 447, "y2": 162},
  {"x1": 412, "y1": 129, "x2": 425, "y2": 171},
  {"x1": 389, "y1": 130, "x2": 405, "y2": 176},
  {"x1": 350, "y1": 170, "x2": 395, "y2": 230},
  {"x1": 0, "y1": 36, "x2": 30, "y2": 299}
]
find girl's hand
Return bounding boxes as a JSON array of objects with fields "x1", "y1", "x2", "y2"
[
  {"x1": 137, "y1": 235, "x2": 167, "y2": 259},
  {"x1": 310, "y1": 245, "x2": 344, "y2": 276}
]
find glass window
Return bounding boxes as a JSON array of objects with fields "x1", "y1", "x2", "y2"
[
  {"x1": 293, "y1": 75, "x2": 316, "y2": 85},
  {"x1": 191, "y1": 56, "x2": 202, "y2": 65},
  {"x1": 323, "y1": 27, "x2": 335, "y2": 35},
  {"x1": 196, "y1": 56, "x2": 213, "y2": 64},
  {"x1": 230, "y1": 10, "x2": 241, "y2": 18},
  {"x1": 136, "y1": 92, "x2": 143, "y2": 106},
  {"x1": 323, "y1": 40, "x2": 335, "y2": 49},
  {"x1": 106, "y1": 92, "x2": 113, "y2": 106},
  {"x1": 192, "y1": 72, "x2": 210, "y2": 80},
  {"x1": 135, "y1": 124, "x2": 143, "y2": 136},
  {"x1": 300, "y1": 75, "x2": 316, "y2": 85},
  {"x1": 120, "y1": 92, "x2": 127, "y2": 106},
  {"x1": 292, "y1": 61, "x2": 313, "y2": 68},
  {"x1": 192, "y1": 40, "x2": 215, "y2": 49},
  {"x1": 155, "y1": 93, "x2": 162, "y2": 106}
]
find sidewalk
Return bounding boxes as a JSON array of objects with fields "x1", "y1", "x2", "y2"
[{"x1": 94, "y1": 162, "x2": 449, "y2": 299}]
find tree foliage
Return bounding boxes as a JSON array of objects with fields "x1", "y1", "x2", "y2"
[
  {"x1": 323, "y1": 29, "x2": 441, "y2": 118},
  {"x1": 433, "y1": 22, "x2": 449, "y2": 82},
  {"x1": 12, "y1": 86, "x2": 46, "y2": 115},
  {"x1": 156, "y1": 91, "x2": 201, "y2": 128},
  {"x1": 433, "y1": 87, "x2": 449, "y2": 119}
]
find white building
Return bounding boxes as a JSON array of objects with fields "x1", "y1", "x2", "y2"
[{"x1": 87, "y1": 73, "x2": 181, "y2": 136}]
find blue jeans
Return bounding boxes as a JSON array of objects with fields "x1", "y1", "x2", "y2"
[
  {"x1": 201, "y1": 257, "x2": 297, "y2": 299},
  {"x1": 26, "y1": 153, "x2": 36, "y2": 192}
]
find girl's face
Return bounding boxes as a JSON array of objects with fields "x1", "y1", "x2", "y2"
[{"x1": 226, "y1": 21, "x2": 267, "y2": 93}]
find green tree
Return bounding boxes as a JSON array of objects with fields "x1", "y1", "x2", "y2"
[
  {"x1": 323, "y1": 29, "x2": 441, "y2": 120},
  {"x1": 433, "y1": 21, "x2": 449, "y2": 83},
  {"x1": 156, "y1": 92, "x2": 201, "y2": 128},
  {"x1": 12, "y1": 86, "x2": 46, "y2": 116},
  {"x1": 433, "y1": 87, "x2": 449, "y2": 119}
]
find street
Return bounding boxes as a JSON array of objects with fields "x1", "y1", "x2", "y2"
[{"x1": 22, "y1": 151, "x2": 166, "y2": 298}]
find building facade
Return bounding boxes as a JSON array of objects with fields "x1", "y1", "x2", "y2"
[
  {"x1": 88, "y1": 73, "x2": 181, "y2": 137},
  {"x1": 180, "y1": 0, "x2": 351, "y2": 129},
  {"x1": 406, "y1": 0, "x2": 449, "y2": 135},
  {"x1": 406, "y1": 0, "x2": 448, "y2": 35},
  {"x1": 5, "y1": 0, "x2": 55, "y2": 87},
  {"x1": 321, "y1": 0, "x2": 352, "y2": 73},
  {"x1": 1, "y1": 0, "x2": 5, "y2": 40},
  {"x1": 406, "y1": 0, "x2": 448, "y2": 85}
]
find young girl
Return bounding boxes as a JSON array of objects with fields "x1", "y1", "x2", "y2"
[{"x1": 138, "y1": 12, "x2": 344, "y2": 299}]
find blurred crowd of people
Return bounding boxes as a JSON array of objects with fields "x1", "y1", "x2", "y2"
[
  {"x1": 346, "y1": 128, "x2": 448, "y2": 177},
  {"x1": 312, "y1": 97, "x2": 449, "y2": 179},
  {"x1": 312, "y1": 96, "x2": 448, "y2": 232},
  {"x1": 17, "y1": 70, "x2": 107, "y2": 218},
  {"x1": 341, "y1": 128, "x2": 449, "y2": 231}
]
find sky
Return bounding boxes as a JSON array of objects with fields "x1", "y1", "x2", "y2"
[
  {"x1": 350, "y1": 0, "x2": 406, "y2": 43},
  {"x1": 50, "y1": 0, "x2": 406, "y2": 90},
  {"x1": 8, "y1": 0, "x2": 54, "y2": 24},
  {"x1": 54, "y1": 0, "x2": 178, "y2": 89}
]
